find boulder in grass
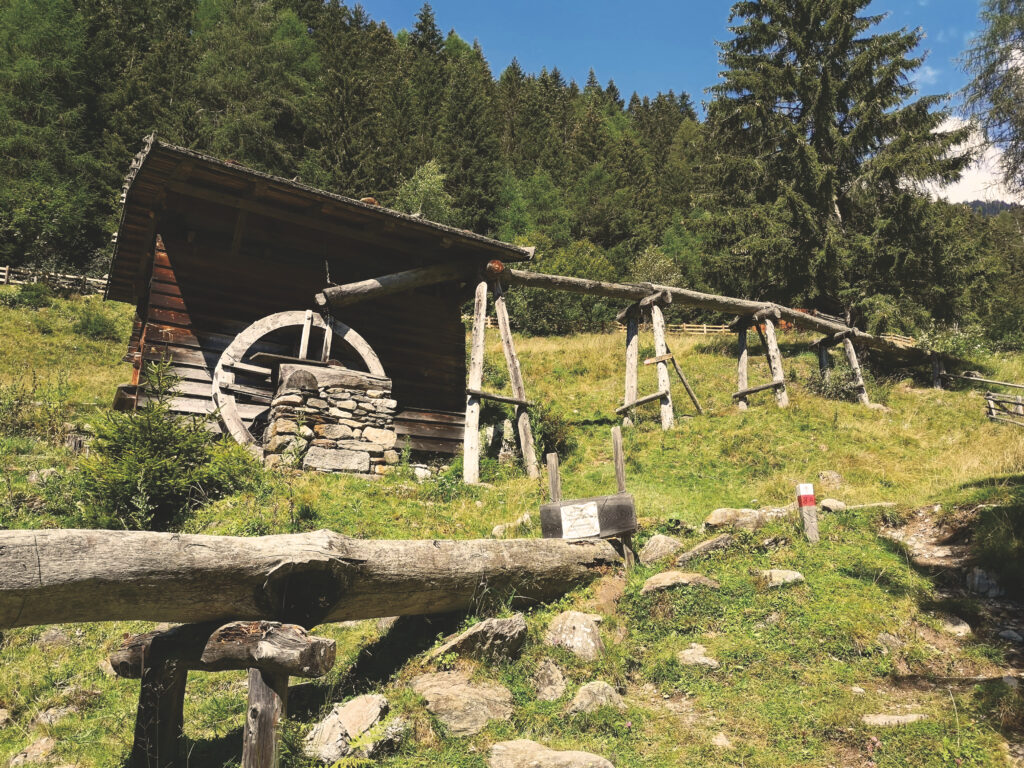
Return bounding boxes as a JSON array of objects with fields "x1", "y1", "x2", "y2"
[
  {"x1": 567, "y1": 681, "x2": 626, "y2": 714},
  {"x1": 675, "y1": 534, "x2": 735, "y2": 565},
  {"x1": 425, "y1": 614, "x2": 528, "y2": 664},
  {"x1": 862, "y1": 713, "x2": 927, "y2": 727},
  {"x1": 640, "y1": 571, "x2": 719, "y2": 594},
  {"x1": 638, "y1": 534, "x2": 685, "y2": 565},
  {"x1": 532, "y1": 659, "x2": 566, "y2": 701},
  {"x1": 677, "y1": 642, "x2": 719, "y2": 669},
  {"x1": 304, "y1": 694, "x2": 389, "y2": 763},
  {"x1": 705, "y1": 507, "x2": 790, "y2": 530},
  {"x1": 545, "y1": 611, "x2": 605, "y2": 661},
  {"x1": 488, "y1": 740, "x2": 615, "y2": 768},
  {"x1": 410, "y1": 671, "x2": 512, "y2": 737},
  {"x1": 759, "y1": 569, "x2": 804, "y2": 588}
]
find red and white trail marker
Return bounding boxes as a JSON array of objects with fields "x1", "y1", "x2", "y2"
[{"x1": 797, "y1": 483, "x2": 819, "y2": 543}]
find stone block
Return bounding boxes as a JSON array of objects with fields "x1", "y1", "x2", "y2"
[
  {"x1": 384, "y1": 450, "x2": 400, "y2": 465},
  {"x1": 316, "y1": 423, "x2": 354, "y2": 440},
  {"x1": 303, "y1": 447, "x2": 370, "y2": 473},
  {"x1": 362, "y1": 427, "x2": 397, "y2": 449}
]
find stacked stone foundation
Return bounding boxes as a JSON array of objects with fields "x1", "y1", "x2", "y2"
[{"x1": 263, "y1": 363, "x2": 399, "y2": 477}]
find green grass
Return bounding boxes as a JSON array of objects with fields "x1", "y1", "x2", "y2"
[{"x1": 1, "y1": 290, "x2": 1022, "y2": 766}]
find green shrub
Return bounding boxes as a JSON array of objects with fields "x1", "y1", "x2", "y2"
[
  {"x1": 72, "y1": 301, "x2": 123, "y2": 341},
  {"x1": 75, "y1": 364, "x2": 263, "y2": 530},
  {"x1": 531, "y1": 402, "x2": 577, "y2": 458},
  {"x1": 0, "y1": 371, "x2": 71, "y2": 441},
  {"x1": 0, "y1": 282, "x2": 54, "y2": 309}
]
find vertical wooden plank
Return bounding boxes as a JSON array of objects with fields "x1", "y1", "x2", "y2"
[
  {"x1": 622, "y1": 310, "x2": 639, "y2": 427},
  {"x1": 297, "y1": 309, "x2": 312, "y2": 359},
  {"x1": 842, "y1": 338, "x2": 870, "y2": 406},
  {"x1": 817, "y1": 343, "x2": 832, "y2": 380},
  {"x1": 241, "y1": 668, "x2": 288, "y2": 768},
  {"x1": 761, "y1": 318, "x2": 789, "y2": 408},
  {"x1": 492, "y1": 281, "x2": 540, "y2": 479},
  {"x1": 129, "y1": 660, "x2": 187, "y2": 768},
  {"x1": 611, "y1": 426, "x2": 626, "y2": 494},
  {"x1": 546, "y1": 453, "x2": 562, "y2": 502},
  {"x1": 649, "y1": 304, "x2": 674, "y2": 429},
  {"x1": 463, "y1": 281, "x2": 488, "y2": 484},
  {"x1": 736, "y1": 323, "x2": 749, "y2": 412}
]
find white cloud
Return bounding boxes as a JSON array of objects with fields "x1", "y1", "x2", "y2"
[
  {"x1": 914, "y1": 65, "x2": 940, "y2": 86},
  {"x1": 929, "y1": 117, "x2": 1024, "y2": 205}
]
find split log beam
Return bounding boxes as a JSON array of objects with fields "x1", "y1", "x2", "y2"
[
  {"x1": 649, "y1": 303, "x2": 675, "y2": 429},
  {"x1": 0, "y1": 530, "x2": 621, "y2": 629},
  {"x1": 732, "y1": 380, "x2": 786, "y2": 399},
  {"x1": 761, "y1": 318, "x2": 789, "y2": 408},
  {"x1": 465, "y1": 388, "x2": 535, "y2": 408},
  {"x1": 752, "y1": 305, "x2": 781, "y2": 323},
  {"x1": 315, "y1": 261, "x2": 478, "y2": 310},
  {"x1": 736, "y1": 323, "x2": 750, "y2": 412},
  {"x1": 622, "y1": 307, "x2": 639, "y2": 427},
  {"x1": 463, "y1": 281, "x2": 488, "y2": 484},
  {"x1": 639, "y1": 290, "x2": 672, "y2": 309},
  {"x1": 842, "y1": 337, "x2": 871, "y2": 406},
  {"x1": 492, "y1": 280, "x2": 540, "y2": 479},
  {"x1": 615, "y1": 390, "x2": 670, "y2": 414},
  {"x1": 643, "y1": 353, "x2": 674, "y2": 366}
]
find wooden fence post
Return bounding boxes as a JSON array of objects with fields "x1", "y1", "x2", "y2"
[
  {"x1": 622, "y1": 307, "x2": 639, "y2": 427},
  {"x1": 546, "y1": 453, "x2": 561, "y2": 503},
  {"x1": 241, "y1": 668, "x2": 288, "y2": 768},
  {"x1": 492, "y1": 281, "x2": 540, "y2": 480},
  {"x1": 463, "y1": 280, "x2": 488, "y2": 484},
  {"x1": 761, "y1": 318, "x2": 789, "y2": 408},
  {"x1": 736, "y1": 323, "x2": 749, "y2": 412},
  {"x1": 649, "y1": 304, "x2": 674, "y2": 429},
  {"x1": 842, "y1": 338, "x2": 871, "y2": 406}
]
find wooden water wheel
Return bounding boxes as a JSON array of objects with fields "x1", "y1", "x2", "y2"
[{"x1": 212, "y1": 310, "x2": 386, "y2": 456}]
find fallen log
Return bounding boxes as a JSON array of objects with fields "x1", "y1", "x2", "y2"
[{"x1": 0, "y1": 529, "x2": 620, "y2": 629}]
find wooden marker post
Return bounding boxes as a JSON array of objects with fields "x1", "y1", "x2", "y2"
[
  {"x1": 622, "y1": 306, "x2": 640, "y2": 427},
  {"x1": 492, "y1": 280, "x2": 540, "y2": 479},
  {"x1": 463, "y1": 281, "x2": 488, "y2": 484},
  {"x1": 736, "y1": 322, "x2": 750, "y2": 411},
  {"x1": 797, "y1": 483, "x2": 819, "y2": 544},
  {"x1": 649, "y1": 303, "x2": 675, "y2": 429}
]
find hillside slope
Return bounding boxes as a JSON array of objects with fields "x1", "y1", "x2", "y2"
[{"x1": 1, "y1": 288, "x2": 1022, "y2": 767}]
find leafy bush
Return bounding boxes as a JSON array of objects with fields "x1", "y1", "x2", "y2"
[
  {"x1": 75, "y1": 364, "x2": 263, "y2": 530},
  {"x1": 531, "y1": 402, "x2": 577, "y2": 459},
  {"x1": 916, "y1": 323, "x2": 991, "y2": 358},
  {"x1": 804, "y1": 368, "x2": 865, "y2": 402},
  {"x1": 0, "y1": 282, "x2": 53, "y2": 309},
  {"x1": 72, "y1": 301, "x2": 123, "y2": 341}
]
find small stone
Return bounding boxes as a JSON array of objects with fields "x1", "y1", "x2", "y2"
[
  {"x1": 272, "y1": 419, "x2": 299, "y2": 436},
  {"x1": 97, "y1": 659, "x2": 115, "y2": 677},
  {"x1": 999, "y1": 629, "x2": 1023, "y2": 643},
  {"x1": 355, "y1": 716, "x2": 408, "y2": 758},
  {"x1": 383, "y1": 449, "x2": 400, "y2": 465},
  {"x1": 366, "y1": 389, "x2": 384, "y2": 398},
  {"x1": 302, "y1": 447, "x2": 370, "y2": 473},
  {"x1": 0, "y1": 709, "x2": 10, "y2": 728},
  {"x1": 299, "y1": 425, "x2": 315, "y2": 440},
  {"x1": 413, "y1": 466, "x2": 432, "y2": 482},
  {"x1": 638, "y1": 534, "x2": 684, "y2": 565},
  {"x1": 640, "y1": 571, "x2": 720, "y2": 594},
  {"x1": 36, "y1": 627, "x2": 69, "y2": 648},
  {"x1": 306, "y1": 398, "x2": 329, "y2": 409},
  {"x1": 331, "y1": 399, "x2": 357, "y2": 411},
  {"x1": 867, "y1": 402, "x2": 891, "y2": 412},
  {"x1": 315, "y1": 424, "x2": 353, "y2": 440},
  {"x1": 861, "y1": 713, "x2": 927, "y2": 727},
  {"x1": 272, "y1": 394, "x2": 304, "y2": 407},
  {"x1": 705, "y1": 507, "x2": 789, "y2": 530},
  {"x1": 425, "y1": 615, "x2": 528, "y2": 664},
  {"x1": 567, "y1": 681, "x2": 625, "y2": 714},
  {"x1": 819, "y1": 498, "x2": 846, "y2": 512},
  {"x1": 362, "y1": 427, "x2": 397, "y2": 449},
  {"x1": 1002, "y1": 675, "x2": 1020, "y2": 690},
  {"x1": 304, "y1": 694, "x2": 389, "y2": 763},
  {"x1": 266, "y1": 434, "x2": 296, "y2": 453},
  {"x1": 759, "y1": 569, "x2": 805, "y2": 588},
  {"x1": 675, "y1": 534, "x2": 735, "y2": 565},
  {"x1": 818, "y1": 470, "x2": 843, "y2": 489},
  {"x1": 545, "y1": 611, "x2": 605, "y2": 661},
  {"x1": 491, "y1": 513, "x2": 532, "y2": 538},
  {"x1": 677, "y1": 642, "x2": 719, "y2": 669},
  {"x1": 8, "y1": 737, "x2": 55, "y2": 765},
  {"x1": 34, "y1": 705, "x2": 75, "y2": 726},
  {"x1": 966, "y1": 567, "x2": 1004, "y2": 598},
  {"x1": 711, "y1": 732, "x2": 733, "y2": 749},
  {"x1": 410, "y1": 671, "x2": 512, "y2": 737},
  {"x1": 876, "y1": 632, "x2": 903, "y2": 654},
  {"x1": 488, "y1": 740, "x2": 614, "y2": 768},
  {"x1": 851, "y1": 686, "x2": 866, "y2": 695},
  {"x1": 940, "y1": 617, "x2": 972, "y2": 637},
  {"x1": 532, "y1": 660, "x2": 566, "y2": 701}
]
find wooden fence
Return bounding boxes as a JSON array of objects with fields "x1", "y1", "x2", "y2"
[
  {"x1": 462, "y1": 316, "x2": 732, "y2": 335},
  {"x1": 0, "y1": 265, "x2": 107, "y2": 295}
]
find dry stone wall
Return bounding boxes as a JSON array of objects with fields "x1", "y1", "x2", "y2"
[{"x1": 263, "y1": 363, "x2": 399, "y2": 477}]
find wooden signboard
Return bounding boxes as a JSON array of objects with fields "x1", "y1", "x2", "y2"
[{"x1": 540, "y1": 493, "x2": 638, "y2": 540}]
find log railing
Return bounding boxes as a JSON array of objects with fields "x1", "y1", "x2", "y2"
[{"x1": 0, "y1": 265, "x2": 108, "y2": 294}]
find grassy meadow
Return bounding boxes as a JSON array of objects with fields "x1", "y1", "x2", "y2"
[{"x1": 1, "y1": 284, "x2": 1023, "y2": 767}]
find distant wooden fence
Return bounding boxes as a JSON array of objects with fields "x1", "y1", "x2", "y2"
[
  {"x1": 0, "y1": 265, "x2": 107, "y2": 295},
  {"x1": 614, "y1": 321, "x2": 731, "y2": 335}
]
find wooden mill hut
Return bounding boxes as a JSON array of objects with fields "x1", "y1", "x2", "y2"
[{"x1": 107, "y1": 136, "x2": 533, "y2": 456}]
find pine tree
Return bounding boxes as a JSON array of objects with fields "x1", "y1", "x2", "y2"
[{"x1": 702, "y1": 0, "x2": 971, "y2": 312}]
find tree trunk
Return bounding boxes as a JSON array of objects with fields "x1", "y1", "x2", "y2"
[{"x1": 0, "y1": 530, "x2": 620, "y2": 629}]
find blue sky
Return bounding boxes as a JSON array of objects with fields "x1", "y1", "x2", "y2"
[{"x1": 359, "y1": 1, "x2": 983, "y2": 111}]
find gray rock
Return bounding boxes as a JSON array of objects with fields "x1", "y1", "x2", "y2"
[
  {"x1": 383, "y1": 449, "x2": 400, "y2": 465},
  {"x1": 759, "y1": 569, "x2": 805, "y2": 588},
  {"x1": 36, "y1": 627, "x2": 69, "y2": 648},
  {"x1": 532, "y1": 659, "x2": 566, "y2": 701},
  {"x1": 334, "y1": 439, "x2": 385, "y2": 455},
  {"x1": 675, "y1": 534, "x2": 735, "y2": 565},
  {"x1": 966, "y1": 567, "x2": 1004, "y2": 598},
  {"x1": 851, "y1": 686, "x2": 866, "y2": 695},
  {"x1": 413, "y1": 465, "x2": 432, "y2": 482},
  {"x1": 939, "y1": 617, "x2": 972, "y2": 637},
  {"x1": 34, "y1": 706, "x2": 75, "y2": 727},
  {"x1": 426, "y1": 615, "x2": 528, "y2": 664},
  {"x1": 266, "y1": 434, "x2": 297, "y2": 453},
  {"x1": 999, "y1": 629, "x2": 1023, "y2": 643},
  {"x1": 304, "y1": 694, "x2": 389, "y2": 763},
  {"x1": 362, "y1": 427, "x2": 397, "y2": 449},
  {"x1": 8, "y1": 737, "x2": 55, "y2": 766},
  {"x1": 876, "y1": 632, "x2": 903, "y2": 654},
  {"x1": 0, "y1": 709, "x2": 10, "y2": 728},
  {"x1": 492, "y1": 513, "x2": 532, "y2": 538},
  {"x1": 861, "y1": 713, "x2": 927, "y2": 727},
  {"x1": 567, "y1": 681, "x2": 625, "y2": 714},
  {"x1": 26, "y1": 468, "x2": 57, "y2": 485},
  {"x1": 677, "y1": 642, "x2": 719, "y2": 669},
  {"x1": 705, "y1": 507, "x2": 790, "y2": 530},
  {"x1": 355, "y1": 716, "x2": 408, "y2": 758},
  {"x1": 640, "y1": 571, "x2": 720, "y2": 594},
  {"x1": 545, "y1": 611, "x2": 605, "y2": 661},
  {"x1": 819, "y1": 498, "x2": 846, "y2": 512},
  {"x1": 303, "y1": 447, "x2": 370, "y2": 473},
  {"x1": 315, "y1": 423, "x2": 353, "y2": 440},
  {"x1": 272, "y1": 394, "x2": 304, "y2": 407},
  {"x1": 488, "y1": 740, "x2": 615, "y2": 768},
  {"x1": 410, "y1": 671, "x2": 512, "y2": 736},
  {"x1": 638, "y1": 534, "x2": 684, "y2": 565},
  {"x1": 818, "y1": 470, "x2": 843, "y2": 489}
]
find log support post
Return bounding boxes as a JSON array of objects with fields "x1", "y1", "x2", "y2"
[
  {"x1": 242, "y1": 669, "x2": 288, "y2": 768},
  {"x1": 492, "y1": 280, "x2": 539, "y2": 479},
  {"x1": 130, "y1": 656, "x2": 187, "y2": 768},
  {"x1": 931, "y1": 352, "x2": 945, "y2": 390},
  {"x1": 754, "y1": 308, "x2": 788, "y2": 408},
  {"x1": 463, "y1": 280, "x2": 488, "y2": 484},
  {"x1": 841, "y1": 337, "x2": 871, "y2": 406},
  {"x1": 621, "y1": 305, "x2": 640, "y2": 427},
  {"x1": 736, "y1": 322, "x2": 750, "y2": 411},
  {"x1": 649, "y1": 302, "x2": 674, "y2": 429},
  {"x1": 816, "y1": 340, "x2": 833, "y2": 380}
]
